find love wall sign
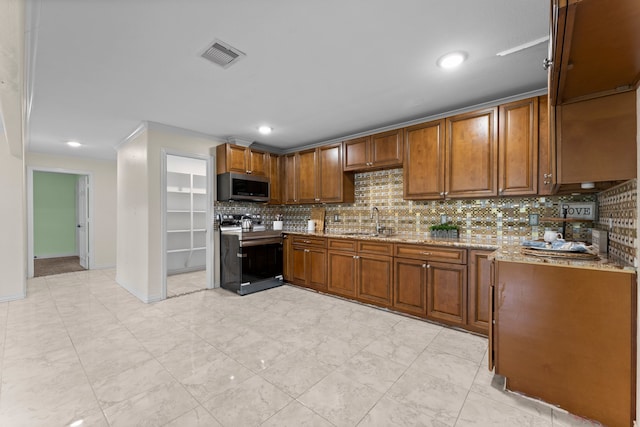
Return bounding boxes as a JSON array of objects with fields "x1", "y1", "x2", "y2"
[{"x1": 559, "y1": 202, "x2": 596, "y2": 220}]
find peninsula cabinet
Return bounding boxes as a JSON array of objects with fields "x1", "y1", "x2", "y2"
[
  {"x1": 216, "y1": 143, "x2": 268, "y2": 176},
  {"x1": 492, "y1": 260, "x2": 636, "y2": 427},
  {"x1": 343, "y1": 129, "x2": 404, "y2": 171},
  {"x1": 290, "y1": 236, "x2": 326, "y2": 291},
  {"x1": 498, "y1": 98, "x2": 538, "y2": 196}
]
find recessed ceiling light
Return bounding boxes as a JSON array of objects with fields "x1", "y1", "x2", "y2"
[
  {"x1": 258, "y1": 126, "x2": 272, "y2": 135},
  {"x1": 437, "y1": 52, "x2": 467, "y2": 69},
  {"x1": 66, "y1": 141, "x2": 82, "y2": 148}
]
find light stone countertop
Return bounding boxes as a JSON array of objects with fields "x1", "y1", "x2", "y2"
[{"x1": 282, "y1": 230, "x2": 636, "y2": 274}]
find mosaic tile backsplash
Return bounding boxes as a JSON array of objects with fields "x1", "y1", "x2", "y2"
[
  {"x1": 597, "y1": 179, "x2": 637, "y2": 267},
  {"x1": 216, "y1": 168, "x2": 601, "y2": 243}
]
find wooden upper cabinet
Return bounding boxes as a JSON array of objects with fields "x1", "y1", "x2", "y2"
[
  {"x1": 296, "y1": 148, "x2": 318, "y2": 203},
  {"x1": 538, "y1": 95, "x2": 558, "y2": 195},
  {"x1": 557, "y1": 91, "x2": 637, "y2": 184},
  {"x1": 343, "y1": 136, "x2": 370, "y2": 171},
  {"x1": 498, "y1": 98, "x2": 538, "y2": 196},
  {"x1": 283, "y1": 154, "x2": 297, "y2": 204},
  {"x1": 549, "y1": 0, "x2": 640, "y2": 105},
  {"x1": 403, "y1": 120, "x2": 445, "y2": 200},
  {"x1": 288, "y1": 144, "x2": 354, "y2": 205},
  {"x1": 445, "y1": 108, "x2": 498, "y2": 198},
  {"x1": 268, "y1": 153, "x2": 282, "y2": 204},
  {"x1": 343, "y1": 129, "x2": 403, "y2": 171},
  {"x1": 216, "y1": 143, "x2": 268, "y2": 176}
]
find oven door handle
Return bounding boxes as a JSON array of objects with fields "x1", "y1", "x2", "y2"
[{"x1": 238, "y1": 238, "x2": 283, "y2": 247}]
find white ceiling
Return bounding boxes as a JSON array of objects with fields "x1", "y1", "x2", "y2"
[{"x1": 26, "y1": 0, "x2": 549, "y2": 160}]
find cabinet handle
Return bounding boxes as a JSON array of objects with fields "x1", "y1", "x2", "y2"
[
  {"x1": 354, "y1": 255, "x2": 360, "y2": 259},
  {"x1": 421, "y1": 252, "x2": 431, "y2": 256},
  {"x1": 315, "y1": 198, "x2": 320, "y2": 201},
  {"x1": 304, "y1": 249, "x2": 310, "y2": 253},
  {"x1": 542, "y1": 58, "x2": 553, "y2": 70},
  {"x1": 246, "y1": 170, "x2": 252, "y2": 174},
  {"x1": 303, "y1": 240, "x2": 310, "y2": 243},
  {"x1": 499, "y1": 188, "x2": 503, "y2": 195}
]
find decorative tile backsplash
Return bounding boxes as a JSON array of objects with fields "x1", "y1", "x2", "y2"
[
  {"x1": 215, "y1": 168, "x2": 598, "y2": 243},
  {"x1": 597, "y1": 179, "x2": 637, "y2": 267}
]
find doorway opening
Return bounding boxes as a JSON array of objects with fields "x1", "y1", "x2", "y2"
[
  {"x1": 162, "y1": 152, "x2": 213, "y2": 298},
  {"x1": 27, "y1": 168, "x2": 93, "y2": 278}
]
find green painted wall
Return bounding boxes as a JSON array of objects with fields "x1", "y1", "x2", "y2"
[{"x1": 34, "y1": 172, "x2": 78, "y2": 257}]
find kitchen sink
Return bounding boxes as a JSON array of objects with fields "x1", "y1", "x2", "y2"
[{"x1": 341, "y1": 232, "x2": 396, "y2": 238}]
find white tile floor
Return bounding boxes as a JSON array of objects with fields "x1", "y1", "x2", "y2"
[
  {"x1": 166, "y1": 270, "x2": 207, "y2": 298},
  {"x1": 0, "y1": 269, "x2": 602, "y2": 427}
]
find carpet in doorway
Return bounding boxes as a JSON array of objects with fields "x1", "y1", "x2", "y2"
[{"x1": 34, "y1": 256, "x2": 86, "y2": 277}]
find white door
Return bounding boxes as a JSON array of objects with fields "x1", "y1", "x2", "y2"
[{"x1": 76, "y1": 175, "x2": 90, "y2": 269}]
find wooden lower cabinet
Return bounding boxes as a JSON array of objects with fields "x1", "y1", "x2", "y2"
[
  {"x1": 426, "y1": 262, "x2": 467, "y2": 326},
  {"x1": 467, "y1": 249, "x2": 493, "y2": 334},
  {"x1": 493, "y1": 261, "x2": 636, "y2": 427},
  {"x1": 291, "y1": 245, "x2": 326, "y2": 291},
  {"x1": 357, "y1": 254, "x2": 392, "y2": 306},
  {"x1": 327, "y1": 251, "x2": 357, "y2": 297},
  {"x1": 393, "y1": 257, "x2": 427, "y2": 317}
]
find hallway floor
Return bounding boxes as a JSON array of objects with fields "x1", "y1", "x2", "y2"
[{"x1": 0, "y1": 269, "x2": 600, "y2": 426}]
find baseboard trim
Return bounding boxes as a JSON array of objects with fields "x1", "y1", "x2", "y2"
[
  {"x1": 0, "y1": 292, "x2": 26, "y2": 303},
  {"x1": 116, "y1": 276, "x2": 162, "y2": 304},
  {"x1": 34, "y1": 253, "x2": 79, "y2": 259}
]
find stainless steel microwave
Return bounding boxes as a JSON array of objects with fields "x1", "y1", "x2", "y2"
[{"x1": 217, "y1": 172, "x2": 270, "y2": 202}]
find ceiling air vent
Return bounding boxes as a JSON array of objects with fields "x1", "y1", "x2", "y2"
[{"x1": 201, "y1": 39, "x2": 245, "y2": 69}]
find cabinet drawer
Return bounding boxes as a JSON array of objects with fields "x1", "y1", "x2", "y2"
[
  {"x1": 327, "y1": 239, "x2": 357, "y2": 252},
  {"x1": 394, "y1": 244, "x2": 467, "y2": 264},
  {"x1": 357, "y1": 241, "x2": 393, "y2": 256},
  {"x1": 291, "y1": 236, "x2": 326, "y2": 248}
]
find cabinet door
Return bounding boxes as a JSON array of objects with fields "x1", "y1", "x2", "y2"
[
  {"x1": 467, "y1": 250, "x2": 492, "y2": 335},
  {"x1": 318, "y1": 144, "x2": 343, "y2": 203},
  {"x1": 229, "y1": 144, "x2": 249, "y2": 173},
  {"x1": 404, "y1": 120, "x2": 445, "y2": 200},
  {"x1": 282, "y1": 235, "x2": 292, "y2": 281},
  {"x1": 283, "y1": 154, "x2": 297, "y2": 204},
  {"x1": 291, "y1": 246, "x2": 308, "y2": 286},
  {"x1": 327, "y1": 251, "x2": 357, "y2": 297},
  {"x1": 307, "y1": 248, "x2": 327, "y2": 290},
  {"x1": 370, "y1": 129, "x2": 403, "y2": 168},
  {"x1": 393, "y1": 257, "x2": 427, "y2": 317},
  {"x1": 357, "y1": 254, "x2": 392, "y2": 307},
  {"x1": 248, "y1": 149, "x2": 268, "y2": 176},
  {"x1": 557, "y1": 91, "x2": 636, "y2": 184},
  {"x1": 537, "y1": 95, "x2": 557, "y2": 195},
  {"x1": 343, "y1": 136, "x2": 370, "y2": 171},
  {"x1": 426, "y1": 261, "x2": 467, "y2": 326},
  {"x1": 296, "y1": 149, "x2": 318, "y2": 203},
  {"x1": 498, "y1": 98, "x2": 538, "y2": 196},
  {"x1": 268, "y1": 154, "x2": 282, "y2": 204},
  {"x1": 446, "y1": 108, "x2": 497, "y2": 198}
]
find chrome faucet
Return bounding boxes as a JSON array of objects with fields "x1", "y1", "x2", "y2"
[{"x1": 371, "y1": 206, "x2": 383, "y2": 234}]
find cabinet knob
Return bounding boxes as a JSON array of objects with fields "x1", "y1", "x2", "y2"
[
  {"x1": 304, "y1": 249, "x2": 310, "y2": 253},
  {"x1": 444, "y1": 192, "x2": 448, "y2": 196},
  {"x1": 542, "y1": 58, "x2": 553, "y2": 70},
  {"x1": 246, "y1": 170, "x2": 252, "y2": 174},
  {"x1": 499, "y1": 188, "x2": 503, "y2": 195},
  {"x1": 315, "y1": 198, "x2": 320, "y2": 201},
  {"x1": 439, "y1": 192, "x2": 445, "y2": 196},
  {"x1": 426, "y1": 264, "x2": 431, "y2": 269},
  {"x1": 422, "y1": 264, "x2": 427, "y2": 268},
  {"x1": 543, "y1": 173, "x2": 549, "y2": 178},
  {"x1": 354, "y1": 255, "x2": 360, "y2": 259}
]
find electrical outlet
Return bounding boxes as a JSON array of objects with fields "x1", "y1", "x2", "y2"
[{"x1": 529, "y1": 214, "x2": 539, "y2": 226}]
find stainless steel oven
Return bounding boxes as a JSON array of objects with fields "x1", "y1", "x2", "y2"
[{"x1": 219, "y1": 215, "x2": 283, "y2": 295}]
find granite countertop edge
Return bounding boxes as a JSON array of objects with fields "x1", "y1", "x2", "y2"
[{"x1": 281, "y1": 230, "x2": 636, "y2": 274}]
